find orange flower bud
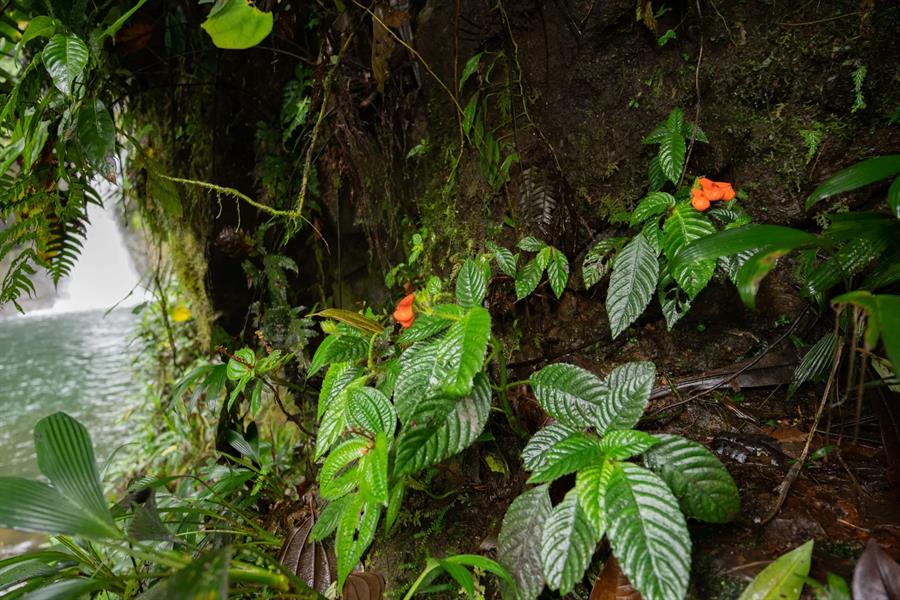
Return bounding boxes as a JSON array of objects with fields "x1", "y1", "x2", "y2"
[
  {"x1": 393, "y1": 293, "x2": 416, "y2": 328},
  {"x1": 719, "y1": 183, "x2": 735, "y2": 201},
  {"x1": 691, "y1": 196, "x2": 710, "y2": 211}
]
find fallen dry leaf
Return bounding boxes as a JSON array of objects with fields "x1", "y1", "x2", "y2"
[
  {"x1": 852, "y1": 538, "x2": 900, "y2": 600},
  {"x1": 590, "y1": 556, "x2": 642, "y2": 600},
  {"x1": 278, "y1": 516, "x2": 336, "y2": 594}
]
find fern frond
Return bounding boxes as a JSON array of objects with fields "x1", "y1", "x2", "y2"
[
  {"x1": 44, "y1": 207, "x2": 89, "y2": 285},
  {"x1": 1, "y1": 248, "x2": 39, "y2": 310}
]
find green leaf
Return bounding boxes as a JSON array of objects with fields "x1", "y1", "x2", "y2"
[
  {"x1": 436, "y1": 306, "x2": 491, "y2": 396},
  {"x1": 515, "y1": 258, "x2": 544, "y2": 300},
  {"x1": 671, "y1": 225, "x2": 817, "y2": 269},
  {"x1": 336, "y1": 493, "x2": 380, "y2": 588},
  {"x1": 648, "y1": 155, "x2": 666, "y2": 192},
  {"x1": 642, "y1": 434, "x2": 741, "y2": 523},
  {"x1": 443, "y1": 554, "x2": 514, "y2": 587},
  {"x1": 803, "y1": 236, "x2": 887, "y2": 299},
  {"x1": 314, "y1": 308, "x2": 385, "y2": 334},
  {"x1": 42, "y1": 34, "x2": 88, "y2": 95},
  {"x1": 0, "y1": 478, "x2": 116, "y2": 538},
  {"x1": 456, "y1": 258, "x2": 487, "y2": 308},
  {"x1": 308, "y1": 333, "x2": 368, "y2": 377},
  {"x1": 18, "y1": 16, "x2": 57, "y2": 48},
  {"x1": 595, "y1": 361, "x2": 656, "y2": 434},
  {"x1": 438, "y1": 558, "x2": 475, "y2": 598},
  {"x1": 521, "y1": 423, "x2": 578, "y2": 472},
  {"x1": 531, "y1": 363, "x2": 604, "y2": 430},
  {"x1": 806, "y1": 155, "x2": 900, "y2": 210},
  {"x1": 394, "y1": 339, "x2": 446, "y2": 425},
  {"x1": 657, "y1": 256, "x2": 692, "y2": 331},
  {"x1": 384, "y1": 480, "x2": 405, "y2": 533},
  {"x1": 394, "y1": 374, "x2": 491, "y2": 475},
  {"x1": 319, "y1": 437, "x2": 368, "y2": 499},
  {"x1": 360, "y1": 432, "x2": 389, "y2": 504},
  {"x1": 631, "y1": 192, "x2": 676, "y2": 227},
  {"x1": 736, "y1": 248, "x2": 790, "y2": 309},
  {"x1": 16, "y1": 578, "x2": 103, "y2": 600},
  {"x1": 309, "y1": 496, "x2": 351, "y2": 541},
  {"x1": 488, "y1": 242, "x2": 518, "y2": 277},
  {"x1": 226, "y1": 348, "x2": 255, "y2": 381},
  {"x1": 76, "y1": 99, "x2": 116, "y2": 170},
  {"x1": 33, "y1": 413, "x2": 118, "y2": 537},
  {"x1": 546, "y1": 249, "x2": 569, "y2": 299},
  {"x1": 832, "y1": 292, "x2": 900, "y2": 375},
  {"x1": 663, "y1": 203, "x2": 716, "y2": 298},
  {"x1": 605, "y1": 462, "x2": 691, "y2": 600},
  {"x1": 318, "y1": 363, "x2": 365, "y2": 419},
  {"x1": 201, "y1": 0, "x2": 273, "y2": 50},
  {"x1": 459, "y1": 52, "x2": 483, "y2": 91},
  {"x1": 888, "y1": 175, "x2": 900, "y2": 219},
  {"x1": 518, "y1": 236, "x2": 547, "y2": 252},
  {"x1": 788, "y1": 332, "x2": 836, "y2": 398},
  {"x1": 582, "y1": 237, "x2": 627, "y2": 289},
  {"x1": 540, "y1": 490, "x2": 596, "y2": 595},
  {"x1": 737, "y1": 540, "x2": 813, "y2": 600},
  {"x1": 498, "y1": 485, "x2": 552, "y2": 600},
  {"x1": 607, "y1": 234, "x2": 659, "y2": 339},
  {"x1": 397, "y1": 304, "x2": 462, "y2": 343},
  {"x1": 347, "y1": 387, "x2": 396, "y2": 435},
  {"x1": 316, "y1": 372, "x2": 365, "y2": 460},
  {"x1": 658, "y1": 111, "x2": 686, "y2": 184},
  {"x1": 599, "y1": 429, "x2": 658, "y2": 459},
  {"x1": 574, "y1": 460, "x2": 614, "y2": 537},
  {"x1": 527, "y1": 432, "x2": 604, "y2": 484},
  {"x1": 139, "y1": 548, "x2": 231, "y2": 600}
]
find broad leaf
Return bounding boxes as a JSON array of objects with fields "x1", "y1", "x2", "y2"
[
  {"x1": 599, "y1": 429, "x2": 658, "y2": 460},
  {"x1": 672, "y1": 224, "x2": 817, "y2": 269},
  {"x1": 658, "y1": 256, "x2": 691, "y2": 331},
  {"x1": 346, "y1": 387, "x2": 396, "y2": 435},
  {"x1": 528, "y1": 432, "x2": 604, "y2": 484},
  {"x1": 316, "y1": 374, "x2": 365, "y2": 460},
  {"x1": 488, "y1": 242, "x2": 518, "y2": 277},
  {"x1": 663, "y1": 203, "x2": 716, "y2": 298},
  {"x1": 33, "y1": 413, "x2": 118, "y2": 536},
  {"x1": 642, "y1": 434, "x2": 740, "y2": 523},
  {"x1": 607, "y1": 235, "x2": 659, "y2": 339},
  {"x1": 18, "y1": 16, "x2": 57, "y2": 48},
  {"x1": 360, "y1": 432, "x2": 389, "y2": 504},
  {"x1": 658, "y1": 111, "x2": 686, "y2": 184},
  {"x1": 397, "y1": 304, "x2": 462, "y2": 344},
  {"x1": 393, "y1": 339, "x2": 446, "y2": 425},
  {"x1": 497, "y1": 485, "x2": 552, "y2": 600},
  {"x1": 888, "y1": 175, "x2": 900, "y2": 219},
  {"x1": 393, "y1": 374, "x2": 491, "y2": 475},
  {"x1": 595, "y1": 362, "x2": 656, "y2": 434},
  {"x1": 456, "y1": 258, "x2": 487, "y2": 308},
  {"x1": 518, "y1": 236, "x2": 547, "y2": 252},
  {"x1": 583, "y1": 237, "x2": 626, "y2": 289},
  {"x1": 42, "y1": 34, "x2": 88, "y2": 95},
  {"x1": 574, "y1": 460, "x2": 614, "y2": 538},
  {"x1": 309, "y1": 496, "x2": 351, "y2": 541},
  {"x1": 832, "y1": 292, "x2": 900, "y2": 375},
  {"x1": 309, "y1": 333, "x2": 368, "y2": 377},
  {"x1": 319, "y1": 437, "x2": 368, "y2": 499},
  {"x1": 806, "y1": 155, "x2": 900, "y2": 210},
  {"x1": 521, "y1": 423, "x2": 578, "y2": 472},
  {"x1": 531, "y1": 363, "x2": 605, "y2": 431},
  {"x1": 76, "y1": 99, "x2": 115, "y2": 170},
  {"x1": 318, "y1": 363, "x2": 365, "y2": 419},
  {"x1": 201, "y1": 0, "x2": 273, "y2": 50},
  {"x1": 631, "y1": 192, "x2": 675, "y2": 227},
  {"x1": 540, "y1": 491, "x2": 596, "y2": 595},
  {"x1": 226, "y1": 348, "x2": 255, "y2": 381},
  {"x1": 803, "y1": 236, "x2": 887, "y2": 299},
  {"x1": 435, "y1": 306, "x2": 491, "y2": 396},
  {"x1": 515, "y1": 258, "x2": 543, "y2": 300},
  {"x1": 605, "y1": 462, "x2": 691, "y2": 600},
  {"x1": 546, "y1": 249, "x2": 569, "y2": 299},
  {"x1": 737, "y1": 540, "x2": 812, "y2": 600},
  {"x1": 335, "y1": 493, "x2": 380, "y2": 588},
  {"x1": 0, "y1": 478, "x2": 116, "y2": 538}
]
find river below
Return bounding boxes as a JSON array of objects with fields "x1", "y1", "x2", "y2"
[{"x1": 0, "y1": 308, "x2": 144, "y2": 555}]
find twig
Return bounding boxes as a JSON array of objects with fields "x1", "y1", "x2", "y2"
[
  {"x1": 678, "y1": 32, "x2": 703, "y2": 188},
  {"x1": 759, "y1": 311, "x2": 844, "y2": 525}
]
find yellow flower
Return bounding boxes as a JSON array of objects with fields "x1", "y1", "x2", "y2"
[{"x1": 171, "y1": 305, "x2": 192, "y2": 322}]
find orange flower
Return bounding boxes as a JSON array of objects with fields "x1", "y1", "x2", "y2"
[
  {"x1": 691, "y1": 178, "x2": 736, "y2": 211},
  {"x1": 393, "y1": 293, "x2": 416, "y2": 328}
]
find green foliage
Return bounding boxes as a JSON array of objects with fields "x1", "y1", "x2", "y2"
[
  {"x1": 201, "y1": 0, "x2": 274, "y2": 50},
  {"x1": 498, "y1": 360, "x2": 739, "y2": 600},
  {"x1": 738, "y1": 540, "x2": 813, "y2": 600},
  {"x1": 487, "y1": 236, "x2": 569, "y2": 300},
  {"x1": 403, "y1": 554, "x2": 513, "y2": 600}
]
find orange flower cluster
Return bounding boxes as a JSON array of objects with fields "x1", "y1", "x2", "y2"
[
  {"x1": 691, "y1": 178, "x2": 735, "y2": 211},
  {"x1": 393, "y1": 293, "x2": 416, "y2": 328}
]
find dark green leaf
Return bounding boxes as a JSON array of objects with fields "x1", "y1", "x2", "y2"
[
  {"x1": 76, "y1": 99, "x2": 115, "y2": 170},
  {"x1": 583, "y1": 237, "x2": 627, "y2": 290},
  {"x1": 515, "y1": 258, "x2": 544, "y2": 300},
  {"x1": 456, "y1": 258, "x2": 487, "y2": 308},
  {"x1": 595, "y1": 361, "x2": 656, "y2": 434},
  {"x1": 546, "y1": 249, "x2": 569, "y2": 299},
  {"x1": 806, "y1": 155, "x2": 900, "y2": 210},
  {"x1": 663, "y1": 203, "x2": 716, "y2": 298},
  {"x1": 518, "y1": 236, "x2": 547, "y2": 252},
  {"x1": 309, "y1": 333, "x2": 368, "y2": 377},
  {"x1": 226, "y1": 348, "x2": 256, "y2": 381},
  {"x1": 599, "y1": 429, "x2": 658, "y2": 459},
  {"x1": 672, "y1": 225, "x2": 817, "y2": 269},
  {"x1": 498, "y1": 485, "x2": 552, "y2": 600},
  {"x1": 642, "y1": 434, "x2": 741, "y2": 523},
  {"x1": 788, "y1": 332, "x2": 836, "y2": 398},
  {"x1": 435, "y1": 306, "x2": 491, "y2": 396},
  {"x1": 631, "y1": 192, "x2": 675, "y2": 227},
  {"x1": 346, "y1": 387, "x2": 396, "y2": 435},
  {"x1": 137, "y1": 548, "x2": 231, "y2": 600},
  {"x1": 522, "y1": 423, "x2": 578, "y2": 472},
  {"x1": 540, "y1": 490, "x2": 596, "y2": 595},
  {"x1": 605, "y1": 462, "x2": 691, "y2": 600},
  {"x1": 531, "y1": 363, "x2": 604, "y2": 430},
  {"x1": 607, "y1": 235, "x2": 659, "y2": 339},
  {"x1": 309, "y1": 496, "x2": 351, "y2": 541},
  {"x1": 888, "y1": 175, "x2": 900, "y2": 219},
  {"x1": 658, "y1": 110, "x2": 686, "y2": 184},
  {"x1": 527, "y1": 432, "x2": 604, "y2": 484},
  {"x1": 335, "y1": 493, "x2": 380, "y2": 588},
  {"x1": 488, "y1": 242, "x2": 518, "y2": 278},
  {"x1": 736, "y1": 248, "x2": 790, "y2": 309},
  {"x1": 42, "y1": 34, "x2": 88, "y2": 95}
]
